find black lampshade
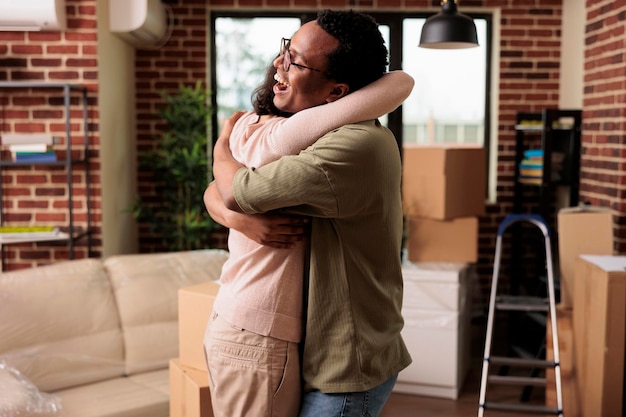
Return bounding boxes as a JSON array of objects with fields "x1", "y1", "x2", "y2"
[{"x1": 419, "y1": 0, "x2": 479, "y2": 49}]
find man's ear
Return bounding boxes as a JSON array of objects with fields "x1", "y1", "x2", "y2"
[{"x1": 326, "y1": 83, "x2": 350, "y2": 103}]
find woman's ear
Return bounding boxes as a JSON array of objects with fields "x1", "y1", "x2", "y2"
[{"x1": 326, "y1": 83, "x2": 350, "y2": 103}]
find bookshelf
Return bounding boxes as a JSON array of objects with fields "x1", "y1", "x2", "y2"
[
  {"x1": 0, "y1": 82, "x2": 92, "y2": 270},
  {"x1": 513, "y1": 109, "x2": 582, "y2": 216}
]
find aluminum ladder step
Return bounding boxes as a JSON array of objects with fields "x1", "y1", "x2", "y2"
[
  {"x1": 487, "y1": 375, "x2": 546, "y2": 387},
  {"x1": 489, "y1": 355, "x2": 556, "y2": 368},
  {"x1": 481, "y1": 402, "x2": 562, "y2": 415},
  {"x1": 495, "y1": 295, "x2": 549, "y2": 312}
]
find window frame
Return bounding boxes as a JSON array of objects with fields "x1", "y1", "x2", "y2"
[{"x1": 209, "y1": 11, "x2": 493, "y2": 193}]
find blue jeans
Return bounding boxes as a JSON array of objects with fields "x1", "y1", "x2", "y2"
[{"x1": 299, "y1": 375, "x2": 398, "y2": 417}]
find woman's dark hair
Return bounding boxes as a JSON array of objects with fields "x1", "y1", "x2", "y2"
[
  {"x1": 252, "y1": 58, "x2": 293, "y2": 117},
  {"x1": 316, "y1": 9, "x2": 389, "y2": 92}
]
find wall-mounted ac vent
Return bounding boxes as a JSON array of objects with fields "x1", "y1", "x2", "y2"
[
  {"x1": 0, "y1": 0, "x2": 66, "y2": 31},
  {"x1": 109, "y1": 0, "x2": 171, "y2": 49}
]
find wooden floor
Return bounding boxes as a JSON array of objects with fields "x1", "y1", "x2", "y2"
[
  {"x1": 380, "y1": 320, "x2": 555, "y2": 417},
  {"x1": 381, "y1": 366, "x2": 552, "y2": 417}
]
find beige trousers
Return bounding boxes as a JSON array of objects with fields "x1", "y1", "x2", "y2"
[{"x1": 203, "y1": 312, "x2": 301, "y2": 417}]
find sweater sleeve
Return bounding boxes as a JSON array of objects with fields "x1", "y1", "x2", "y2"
[{"x1": 257, "y1": 70, "x2": 414, "y2": 165}]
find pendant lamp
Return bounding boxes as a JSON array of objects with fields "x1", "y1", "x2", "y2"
[{"x1": 419, "y1": 0, "x2": 478, "y2": 49}]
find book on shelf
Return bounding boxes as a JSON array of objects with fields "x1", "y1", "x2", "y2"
[
  {"x1": 515, "y1": 120, "x2": 543, "y2": 131},
  {"x1": 11, "y1": 150, "x2": 57, "y2": 163},
  {"x1": 524, "y1": 149, "x2": 543, "y2": 159},
  {"x1": 9, "y1": 143, "x2": 53, "y2": 153},
  {"x1": 0, "y1": 134, "x2": 60, "y2": 146},
  {"x1": 520, "y1": 158, "x2": 542, "y2": 168},
  {"x1": 0, "y1": 225, "x2": 61, "y2": 239},
  {"x1": 519, "y1": 167, "x2": 542, "y2": 177},
  {"x1": 518, "y1": 176, "x2": 542, "y2": 185}
]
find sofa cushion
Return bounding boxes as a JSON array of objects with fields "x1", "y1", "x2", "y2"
[
  {"x1": 104, "y1": 249, "x2": 228, "y2": 375},
  {"x1": 54, "y1": 373, "x2": 169, "y2": 417},
  {"x1": 127, "y1": 369, "x2": 170, "y2": 396},
  {"x1": 0, "y1": 259, "x2": 125, "y2": 392}
]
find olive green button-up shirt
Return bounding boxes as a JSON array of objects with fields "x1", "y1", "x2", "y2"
[{"x1": 234, "y1": 120, "x2": 412, "y2": 393}]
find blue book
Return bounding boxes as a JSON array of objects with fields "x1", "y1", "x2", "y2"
[
  {"x1": 524, "y1": 149, "x2": 543, "y2": 158},
  {"x1": 13, "y1": 151, "x2": 57, "y2": 163}
]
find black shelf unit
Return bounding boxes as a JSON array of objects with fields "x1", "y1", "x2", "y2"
[
  {"x1": 0, "y1": 82, "x2": 92, "y2": 270},
  {"x1": 513, "y1": 109, "x2": 582, "y2": 217},
  {"x1": 510, "y1": 108, "x2": 582, "y2": 295}
]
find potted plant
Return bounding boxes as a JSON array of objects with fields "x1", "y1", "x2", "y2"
[{"x1": 132, "y1": 81, "x2": 216, "y2": 251}]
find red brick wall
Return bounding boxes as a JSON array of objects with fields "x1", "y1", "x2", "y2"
[
  {"x1": 0, "y1": 0, "x2": 626, "y2": 314},
  {"x1": 581, "y1": 1, "x2": 626, "y2": 252},
  {"x1": 0, "y1": 0, "x2": 100, "y2": 271}
]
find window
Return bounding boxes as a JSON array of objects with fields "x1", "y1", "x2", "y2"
[
  {"x1": 211, "y1": 12, "x2": 493, "y2": 196},
  {"x1": 213, "y1": 17, "x2": 301, "y2": 126},
  {"x1": 401, "y1": 18, "x2": 488, "y2": 147}
]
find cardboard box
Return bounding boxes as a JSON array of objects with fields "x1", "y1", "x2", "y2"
[
  {"x1": 406, "y1": 216, "x2": 478, "y2": 263},
  {"x1": 402, "y1": 145, "x2": 486, "y2": 220},
  {"x1": 557, "y1": 206, "x2": 613, "y2": 308},
  {"x1": 394, "y1": 262, "x2": 472, "y2": 399},
  {"x1": 401, "y1": 262, "x2": 469, "y2": 311},
  {"x1": 546, "y1": 306, "x2": 580, "y2": 416},
  {"x1": 169, "y1": 358, "x2": 213, "y2": 417},
  {"x1": 572, "y1": 255, "x2": 626, "y2": 417},
  {"x1": 179, "y1": 281, "x2": 220, "y2": 372}
]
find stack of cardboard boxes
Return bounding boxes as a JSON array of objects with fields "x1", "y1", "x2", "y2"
[
  {"x1": 402, "y1": 145, "x2": 485, "y2": 264},
  {"x1": 395, "y1": 145, "x2": 486, "y2": 399},
  {"x1": 170, "y1": 282, "x2": 220, "y2": 417},
  {"x1": 546, "y1": 206, "x2": 623, "y2": 416}
]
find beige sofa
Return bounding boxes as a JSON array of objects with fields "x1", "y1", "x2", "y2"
[{"x1": 0, "y1": 249, "x2": 228, "y2": 417}]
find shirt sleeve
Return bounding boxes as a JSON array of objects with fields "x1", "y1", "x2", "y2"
[
  {"x1": 258, "y1": 71, "x2": 414, "y2": 164},
  {"x1": 233, "y1": 121, "x2": 393, "y2": 218},
  {"x1": 233, "y1": 148, "x2": 338, "y2": 218}
]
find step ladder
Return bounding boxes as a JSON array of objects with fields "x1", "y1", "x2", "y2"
[{"x1": 478, "y1": 214, "x2": 563, "y2": 416}]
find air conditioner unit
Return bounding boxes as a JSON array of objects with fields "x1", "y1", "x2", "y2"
[
  {"x1": 0, "y1": 0, "x2": 66, "y2": 31},
  {"x1": 109, "y1": 0, "x2": 170, "y2": 48}
]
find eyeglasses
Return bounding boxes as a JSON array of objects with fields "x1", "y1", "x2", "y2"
[{"x1": 280, "y1": 38, "x2": 325, "y2": 74}]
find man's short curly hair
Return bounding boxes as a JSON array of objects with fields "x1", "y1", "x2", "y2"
[{"x1": 316, "y1": 9, "x2": 389, "y2": 93}]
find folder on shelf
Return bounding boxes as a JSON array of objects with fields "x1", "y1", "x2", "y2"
[
  {"x1": 0, "y1": 226, "x2": 61, "y2": 238},
  {"x1": 0, "y1": 226, "x2": 68, "y2": 244}
]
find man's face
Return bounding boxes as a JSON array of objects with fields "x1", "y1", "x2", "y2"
[{"x1": 272, "y1": 21, "x2": 342, "y2": 114}]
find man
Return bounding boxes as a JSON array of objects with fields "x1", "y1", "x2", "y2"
[{"x1": 209, "y1": 9, "x2": 411, "y2": 417}]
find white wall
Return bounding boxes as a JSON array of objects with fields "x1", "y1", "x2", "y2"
[
  {"x1": 559, "y1": 0, "x2": 585, "y2": 109},
  {"x1": 96, "y1": 0, "x2": 138, "y2": 256}
]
